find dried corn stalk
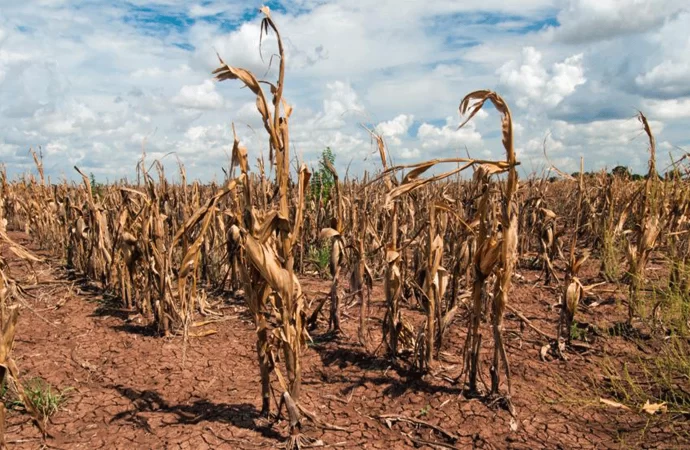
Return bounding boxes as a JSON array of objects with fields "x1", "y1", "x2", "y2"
[
  {"x1": 0, "y1": 233, "x2": 46, "y2": 445},
  {"x1": 319, "y1": 159, "x2": 345, "y2": 333},
  {"x1": 625, "y1": 112, "x2": 661, "y2": 322},
  {"x1": 459, "y1": 91, "x2": 519, "y2": 402},
  {"x1": 213, "y1": 7, "x2": 313, "y2": 448},
  {"x1": 351, "y1": 192, "x2": 373, "y2": 346},
  {"x1": 558, "y1": 159, "x2": 588, "y2": 348}
]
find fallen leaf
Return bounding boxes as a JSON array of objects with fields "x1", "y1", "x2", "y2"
[
  {"x1": 189, "y1": 330, "x2": 218, "y2": 338},
  {"x1": 540, "y1": 344, "x2": 550, "y2": 361},
  {"x1": 599, "y1": 398, "x2": 631, "y2": 410},
  {"x1": 641, "y1": 400, "x2": 667, "y2": 415}
]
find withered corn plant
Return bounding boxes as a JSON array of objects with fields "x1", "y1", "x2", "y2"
[
  {"x1": 595, "y1": 170, "x2": 630, "y2": 281},
  {"x1": 212, "y1": 7, "x2": 314, "y2": 447},
  {"x1": 318, "y1": 159, "x2": 345, "y2": 334},
  {"x1": 625, "y1": 112, "x2": 661, "y2": 322},
  {"x1": 375, "y1": 159, "x2": 465, "y2": 363},
  {"x1": 437, "y1": 189, "x2": 474, "y2": 352},
  {"x1": 538, "y1": 205, "x2": 560, "y2": 285},
  {"x1": 558, "y1": 160, "x2": 588, "y2": 349},
  {"x1": 419, "y1": 202, "x2": 449, "y2": 370},
  {"x1": 518, "y1": 177, "x2": 561, "y2": 282},
  {"x1": 0, "y1": 229, "x2": 46, "y2": 445},
  {"x1": 350, "y1": 189, "x2": 373, "y2": 347},
  {"x1": 365, "y1": 130, "x2": 406, "y2": 358},
  {"x1": 665, "y1": 167, "x2": 690, "y2": 299},
  {"x1": 459, "y1": 91, "x2": 519, "y2": 403}
]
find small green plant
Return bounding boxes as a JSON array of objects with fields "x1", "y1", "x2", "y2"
[
  {"x1": 308, "y1": 243, "x2": 331, "y2": 277},
  {"x1": 89, "y1": 172, "x2": 104, "y2": 199},
  {"x1": 22, "y1": 377, "x2": 71, "y2": 419},
  {"x1": 310, "y1": 147, "x2": 336, "y2": 202},
  {"x1": 417, "y1": 404, "x2": 430, "y2": 417},
  {"x1": 570, "y1": 321, "x2": 587, "y2": 341}
]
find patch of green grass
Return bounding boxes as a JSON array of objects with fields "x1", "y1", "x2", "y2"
[
  {"x1": 22, "y1": 377, "x2": 72, "y2": 419},
  {"x1": 648, "y1": 257, "x2": 690, "y2": 337},
  {"x1": 651, "y1": 288, "x2": 690, "y2": 337},
  {"x1": 308, "y1": 244, "x2": 331, "y2": 277}
]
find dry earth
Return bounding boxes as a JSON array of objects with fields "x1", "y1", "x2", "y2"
[{"x1": 3, "y1": 231, "x2": 689, "y2": 449}]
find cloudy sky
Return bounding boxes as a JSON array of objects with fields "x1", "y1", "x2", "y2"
[{"x1": 0, "y1": 0, "x2": 688, "y2": 182}]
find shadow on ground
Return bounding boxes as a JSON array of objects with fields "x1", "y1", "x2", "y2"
[{"x1": 110, "y1": 385, "x2": 284, "y2": 441}]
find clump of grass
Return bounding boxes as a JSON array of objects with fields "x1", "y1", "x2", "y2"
[
  {"x1": 600, "y1": 228, "x2": 623, "y2": 281},
  {"x1": 570, "y1": 321, "x2": 587, "y2": 342},
  {"x1": 650, "y1": 286, "x2": 690, "y2": 338},
  {"x1": 21, "y1": 377, "x2": 71, "y2": 420},
  {"x1": 600, "y1": 338, "x2": 690, "y2": 414},
  {"x1": 652, "y1": 255, "x2": 690, "y2": 337},
  {"x1": 308, "y1": 243, "x2": 331, "y2": 278}
]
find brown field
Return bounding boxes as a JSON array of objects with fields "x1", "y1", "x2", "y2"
[{"x1": 2, "y1": 231, "x2": 688, "y2": 449}]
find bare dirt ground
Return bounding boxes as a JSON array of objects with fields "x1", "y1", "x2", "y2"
[{"x1": 3, "y1": 231, "x2": 689, "y2": 449}]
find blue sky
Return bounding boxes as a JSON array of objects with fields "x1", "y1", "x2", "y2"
[{"x1": 0, "y1": 0, "x2": 688, "y2": 182}]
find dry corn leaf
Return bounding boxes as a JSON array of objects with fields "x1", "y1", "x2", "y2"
[
  {"x1": 189, "y1": 330, "x2": 218, "y2": 338},
  {"x1": 541, "y1": 208, "x2": 557, "y2": 219},
  {"x1": 0, "y1": 230, "x2": 42, "y2": 262},
  {"x1": 599, "y1": 398, "x2": 631, "y2": 410},
  {"x1": 386, "y1": 249, "x2": 400, "y2": 264},
  {"x1": 319, "y1": 228, "x2": 340, "y2": 239}
]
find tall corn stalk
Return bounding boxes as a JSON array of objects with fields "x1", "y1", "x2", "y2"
[
  {"x1": 421, "y1": 203, "x2": 447, "y2": 369},
  {"x1": 363, "y1": 130, "x2": 406, "y2": 358},
  {"x1": 538, "y1": 206, "x2": 559, "y2": 285},
  {"x1": 558, "y1": 159, "x2": 588, "y2": 348},
  {"x1": 319, "y1": 159, "x2": 344, "y2": 334},
  {"x1": 351, "y1": 191, "x2": 372, "y2": 346},
  {"x1": 213, "y1": 7, "x2": 312, "y2": 447},
  {"x1": 597, "y1": 171, "x2": 628, "y2": 281},
  {"x1": 625, "y1": 112, "x2": 660, "y2": 322},
  {"x1": 459, "y1": 91, "x2": 519, "y2": 402}
]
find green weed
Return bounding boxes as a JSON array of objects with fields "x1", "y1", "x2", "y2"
[{"x1": 22, "y1": 377, "x2": 71, "y2": 419}]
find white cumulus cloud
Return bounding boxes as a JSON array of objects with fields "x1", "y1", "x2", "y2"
[
  {"x1": 376, "y1": 114, "x2": 414, "y2": 145},
  {"x1": 552, "y1": 0, "x2": 687, "y2": 43},
  {"x1": 498, "y1": 47, "x2": 586, "y2": 109},
  {"x1": 171, "y1": 80, "x2": 224, "y2": 110}
]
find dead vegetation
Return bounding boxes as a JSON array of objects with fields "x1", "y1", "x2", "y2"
[{"x1": 1, "y1": 6, "x2": 690, "y2": 448}]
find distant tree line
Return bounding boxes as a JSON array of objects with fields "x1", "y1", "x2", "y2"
[{"x1": 553, "y1": 165, "x2": 684, "y2": 182}]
